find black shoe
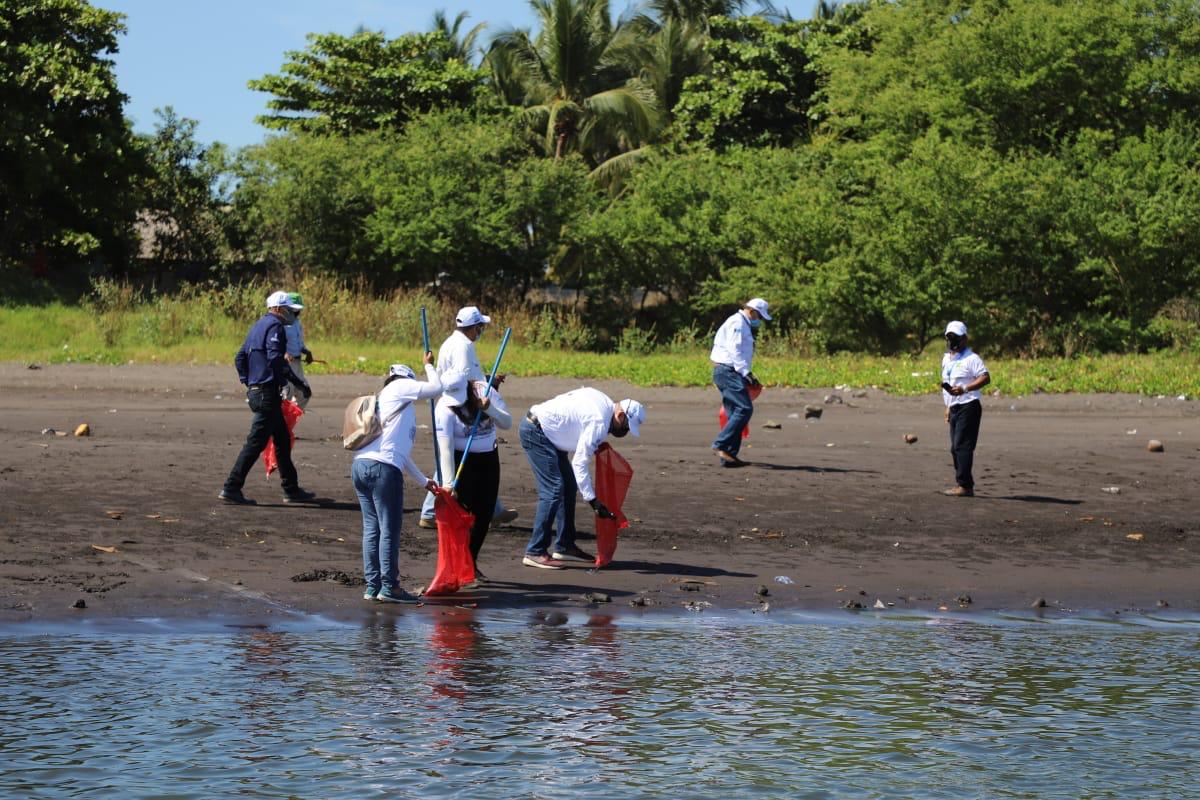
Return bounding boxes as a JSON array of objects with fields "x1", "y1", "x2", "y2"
[
  {"x1": 219, "y1": 489, "x2": 256, "y2": 505},
  {"x1": 282, "y1": 488, "x2": 317, "y2": 503}
]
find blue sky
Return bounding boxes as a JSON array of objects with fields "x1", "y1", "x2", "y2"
[{"x1": 105, "y1": 1, "x2": 807, "y2": 149}]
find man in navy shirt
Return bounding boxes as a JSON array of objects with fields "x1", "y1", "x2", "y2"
[{"x1": 219, "y1": 291, "x2": 315, "y2": 505}]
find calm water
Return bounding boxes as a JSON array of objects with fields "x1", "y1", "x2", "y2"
[{"x1": 2, "y1": 610, "x2": 1198, "y2": 799}]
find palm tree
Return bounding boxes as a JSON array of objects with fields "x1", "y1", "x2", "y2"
[
  {"x1": 491, "y1": 0, "x2": 661, "y2": 164},
  {"x1": 430, "y1": 9, "x2": 487, "y2": 63}
]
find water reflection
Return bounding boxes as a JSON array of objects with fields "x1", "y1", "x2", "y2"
[{"x1": 0, "y1": 615, "x2": 1197, "y2": 799}]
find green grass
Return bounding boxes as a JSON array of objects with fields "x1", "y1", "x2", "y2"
[{"x1": 2, "y1": 304, "x2": 1197, "y2": 396}]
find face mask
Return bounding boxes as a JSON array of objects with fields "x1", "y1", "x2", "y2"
[
  {"x1": 749, "y1": 318, "x2": 762, "y2": 330},
  {"x1": 280, "y1": 308, "x2": 297, "y2": 325},
  {"x1": 945, "y1": 334, "x2": 962, "y2": 351}
]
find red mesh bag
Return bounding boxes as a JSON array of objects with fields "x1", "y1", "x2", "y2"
[
  {"x1": 264, "y1": 399, "x2": 304, "y2": 476},
  {"x1": 717, "y1": 383, "x2": 763, "y2": 440},
  {"x1": 593, "y1": 443, "x2": 633, "y2": 568},
  {"x1": 424, "y1": 488, "x2": 477, "y2": 595}
]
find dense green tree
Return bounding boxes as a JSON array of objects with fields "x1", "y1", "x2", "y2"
[
  {"x1": 138, "y1": 107, "x2": 230, "y2": 264},
  {"x1": 430, "y1": 9, "x2": 486, "y2": 63},
  {"x1": 816, "y1": 0, "x2": 1200, "y2": 155},
  {"x1": 363, "y1": 111, "x2": 595, "y2": 291},
  {"x1": 491, "y1": 0, "x2": 661, "y2": 164},
  {"x1": 672, "y1": 16, "x2": 819, "y2": 148},
  {"x1": 248, "y1": 30, "x2": 484, "y2": 134},
  {"x1": 0, "y1": 0, "x2": 141, "y2": 266}
]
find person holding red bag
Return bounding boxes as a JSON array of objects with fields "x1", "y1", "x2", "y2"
[{"x1": 710, "y1": 298, "x2": 771, "y2": 468}]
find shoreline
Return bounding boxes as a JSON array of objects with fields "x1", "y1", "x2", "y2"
[{"x1": 1, "y1": 362, "x2": 1197, "y2": 623}]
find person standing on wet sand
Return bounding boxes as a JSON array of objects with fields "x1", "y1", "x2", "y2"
[
  {"x1": 280, "y1": 291, "x2": 314, "y2": 410},
  {"x1": 353, "y1": 357, "x2": 442, "y2": 603},
  {"x1": 520, "y1": 388, "x2": 645, "y2": 569},
  {"x1": 219, "y1": 291, "x2": 314, "y2": 505},
  {"x1": 941, "y1": 320, "x2": 990, "y2": 497},
  {"x1": 710, "y1": 298, "x2": 771, "y2": 467}
]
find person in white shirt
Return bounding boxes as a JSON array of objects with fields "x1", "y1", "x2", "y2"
[
  {"x1": 419, "y1": 305, "x2": 518, "y2": 527},
  {"x1": 710, "y1": 298, "x2": 771, "y2": 466},
  {"x1": 281, "y1": 292, "x2": 314, "y2": 410},
  {"x1": 940, "y1": 320, "x2": 990, "y2": 497},
  {"x1": 352, "y1": 355, "x2": 442, "y2": 603},
  {"x1": 435, "y1": 379, "x2": 512, "y2": 583},
  {"x1": 519, "y1": 387, "x2": 646, "y2": 569}
]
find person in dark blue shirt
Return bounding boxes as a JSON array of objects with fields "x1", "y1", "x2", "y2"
[{"x1": 220, "y1": 291, "x2": 315, "y2": 505}]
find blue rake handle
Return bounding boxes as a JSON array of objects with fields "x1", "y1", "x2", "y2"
[{"x1": 420, "y1": 307, "x2": 441, "y2": 485}]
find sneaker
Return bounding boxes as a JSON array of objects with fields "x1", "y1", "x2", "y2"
[
  {"x1": 492, "y1": 508, "x2": 519, "y2": 525},
  {"x1": 462, "y1": 569, "x2": 488, "y2": 590},
  {"x1": 376, "y1": 586, "x2": 420, "y2": 604},
  {"x1": 417, "y1": 517, "x2": 436, "y2": 529},
  {"x1": 363, "y1": 586, "x2": 379, "y2": 601},
  {"x1": 522, "y1": 554, "x2": 565, "y2": 570},
  {"x1": 219, "y1": 489, "x2": 256, "y2": 505},
  {"x1": 282, "y1": 488, "x2": 317, "y2": 503},
  {"x1": 551, "y1": 546, "x2": 595, "y2": 563},
  {"x1": 714, "y1": 449, "x2": 748, "y2": 467},
  {"x1": 942, "y1": 486, "x2": 974, "y2": 497}
]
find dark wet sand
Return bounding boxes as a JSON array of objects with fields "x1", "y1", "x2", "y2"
[{"x1": 0, "y1": 363, "x2": 1196, "y2": 622}]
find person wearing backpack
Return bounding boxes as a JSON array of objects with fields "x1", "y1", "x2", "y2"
[
  {"x1": 219, "y1": 291, "x2": 314, "y2": 505},
  {"x1": 352, "y1": 354, "x2": 442, "y2": 604}
]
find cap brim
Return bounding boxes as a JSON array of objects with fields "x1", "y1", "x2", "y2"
[
  {"x1": 759, "y1": 310, "x2": 772, "y2": 321},
  {"x1": 479, "y1": 315, "x2": 492, "y2": 324},
  {"x1": 627, "y1": 418, "x2": 640, "y2": 437}
]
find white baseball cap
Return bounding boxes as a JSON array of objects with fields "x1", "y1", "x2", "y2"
[
  {"x1": 387, "y1": 364, "x2": 416, "y2": 380},
  {"x1": 745, "y1": 298, "x2": 772, "y2": 321},
  {"x1": 266, "y1": 290, "x2": 293, "y2": 309},
  {"x1": 455, "y1": 306, "x2": 491, "y2": 327},
  {"x1": 945, "y1": 321, "x2": 967, "y2": 337},
  {"x1": 619, "y1": 399, "x2": 645, "y2": 437}
]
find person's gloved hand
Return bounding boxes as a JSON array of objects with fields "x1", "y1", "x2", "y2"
[
  {"x1": 746, "y1": 372, "x2": 761, "y2": 388},
  {"x1": 303, "y1": 349, "x2": 314, "y2": 365},
  {"x1": 301, "y1": 383, "x2": 312, "y2": 399},
  {"x1": 589, "y1": 498, "x2": 617, "y2": 520}
]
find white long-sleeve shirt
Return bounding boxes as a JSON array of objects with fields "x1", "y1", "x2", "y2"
[
  {"x1": 529, "y1": 387, "x2": 615, "y2": 502},
  {"x1": 435, "y1": 390, "x2": 512, "y2": 486},
  {"x1": 353, "y1": 364, "x2": 442, "y2": 484},
  {"x1": 710, "y1": 311, "x2": 755, "y2": 377},
  {"x1": 436, "y1": 329, "x2": 485, "y2": 388}
]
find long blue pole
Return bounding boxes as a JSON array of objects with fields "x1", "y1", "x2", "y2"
[
  {"x1": 420, "y1": 307, "x2": 442, "y2": 485},
  {"x1": 452, "y1": 326, "x2": 512, "y2": 491}
]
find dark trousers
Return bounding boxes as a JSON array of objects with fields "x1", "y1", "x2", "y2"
[
  {"x1": 223, "y1": 385, "x2": 298, "y2": 493},
  {"x1": 948, "y1": 400, "x2": 982, "y2": 489},
  {"x1": 454, "y1": 447, "x2": 500, "y2": 565},
  {"x1": 712, "y1": 364, "x2": 753, "y2": 458}
]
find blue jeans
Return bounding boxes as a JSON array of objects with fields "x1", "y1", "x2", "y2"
[
  {"x1": 712, "y1": 364, "x2": 753, "y2": 458},
  {"x1": 352, "y1": 458, "x2": 405, "y2": 592},
  {"x1": 519, "y1": 417, "x2": 578, "y2": 557}
]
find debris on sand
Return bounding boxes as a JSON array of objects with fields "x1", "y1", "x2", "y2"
[
  {"x1": 804, "y1": 405, "x2": 824, "y2": 419},
  {"x1": 27, "y1": 363, "x2": 42, "y2": 370},
  {"x1": 290, "y1": 568, "x2": 360, "y2": 586},
  {"x1": 74, "y1": 423, "x2": 90, "y2": 437},
  {"x1": 105, "y1": 510, "x2": 123, "y2": 520},
  {"x1": 787, "y1": 412, "x2": 800, "y2": 419},
  {"x1": 1101, "y1": 486, "x2": 1121, "y2": 494},
  {"x1": 762, "y1": 420, "x2": 782, "y2": 429},
  {"x1": 1157, "y1": 599, "x2": 1170, "y2": 608},
  {"x1": 851, "y1": 389, "x2": 868, "y2": 398},
  {"x1": 678, "y1": 582, "x2": 702, "y2": 592},
  {"x1": 756, "y1": 585, "x2": 770, "y2": 597},
  {"x1": 774, "y1": 575, "x2": 795, "y2": 585},
  {"x1": 90, "y1": 544, "x2": 118, "y2": 554},
  {"x1": 71, "y1": 599, "x2": 87, "y2": 609},
  {"x1": 873, "y1": 599, "x2": 886, "y2": 609},
  {"x1": 1146, "y1": 439, "x2": 1164, "y2": 452},
  {"x1": 956, "y1": 594, "x2": 973, "y2": 606},
  {"x1": 1031, "y1": 597, "x2": 1047, "y2": 609},
  {"x1": 584, "y1": 592, "x2": 611, "y2": 604},
  {"x1": 841, "y1": 599, "x2": 865, "y2": 610},
  {"x1": 903, "y1": 434, "x2": 918, "y2": 444},
  {"x1": 823, "y1": 394, "x2": 843, "y2": 405},
  {"x1": 683, "y1": 600, "x2": 710, "y2": 612},
  {"x1": 1125, "y1": 532, "x2": 1145, "y2": 542},
  {"x1": 629, "y1": 596, "x2": 648, "y2": 607}
]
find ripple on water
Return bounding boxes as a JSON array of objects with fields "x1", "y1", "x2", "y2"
[{"x1": 1, "y1": 612, "x2": 1197, "y2": 798}]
